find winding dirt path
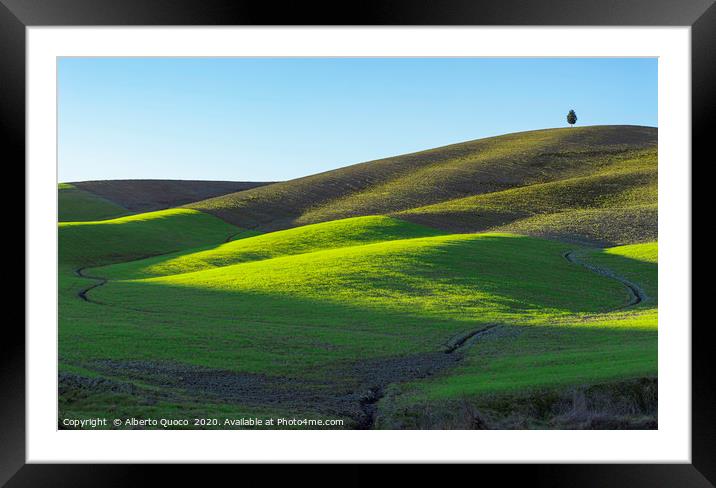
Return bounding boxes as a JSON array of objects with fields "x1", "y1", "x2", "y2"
[
  {"x1": 358, "y1": 324, "x2": 501, "y2": 428},
  {"x1": 563, "y1": 250, "x2": 647, "y2": 309},
  {"x1": 442, "y1": 324, "x2": 500, "y2": 353},
  {"x1": 74, "y1": 267, "x2": 107, "y2": 303}
]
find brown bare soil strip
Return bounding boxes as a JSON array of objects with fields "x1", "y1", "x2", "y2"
[
  {"x1": 353, "y1": 326, "x2": 502, "y2": 427},
  {"x1": 73, "y1": 179, "x2": 272, "y2": 213},
  {"x1": 442, "y1": 324, "x2": 500, "y2": 353},
  {"x1": 70, "y1": 327, "x2": 501, "y2": 430}
]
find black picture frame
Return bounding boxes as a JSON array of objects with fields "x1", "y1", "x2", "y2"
[{"x1": 3, "y1": 0, "x2": 711, "y2": 485}]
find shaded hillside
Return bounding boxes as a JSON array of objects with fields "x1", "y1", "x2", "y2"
[
  {"x1": 59, "y1": 183, "x2": 129, "y2": 222},
  {"x1": 187, "y1": 126, "x2": 657, "y2": 242},
  {"x1": 72, "y1": 179, "x2": 272, "y2": 213},
  {"x1": 398, "y1": 147, "x2": 656, "y2": 245},
  {"x1": 59, "y1": 208, "x2": 237, "y2": 268}
]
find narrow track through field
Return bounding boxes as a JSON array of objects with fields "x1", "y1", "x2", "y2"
[{"x1": 563, "y1": 250, "x2": 647, "y2": 309}]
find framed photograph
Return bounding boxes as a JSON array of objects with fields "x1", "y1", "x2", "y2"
[{"x1": 5, "y1": 0, "x2": 711, "y2": 483}]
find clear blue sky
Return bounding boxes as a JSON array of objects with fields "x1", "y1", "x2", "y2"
[{"x1": 58, "y1": 57, "x2": 657, "y2": 182}]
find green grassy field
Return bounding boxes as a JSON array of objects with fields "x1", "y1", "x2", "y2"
[
  {"x1": 59, "y1": 208, "x2": 239, "y2": 267},
  {"x1": 59, "y1": 126, "x2": 658, "y2": 429},
  {"x1": 377, "y1": 242, "x2": 657, "y2": 428},
  {"x1": 59, "y1": 183, "x2": 129, "y2": 222},
  {"x1": 92, "y1": 216, "x2": 443, "y2": 280}
]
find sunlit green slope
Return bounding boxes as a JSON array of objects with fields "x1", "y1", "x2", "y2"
[
  {"x1": 74, "y1": 231, "x2": 628, "y2": 375},
  {"x1": 93, "y1": 216, "x2": 445, "y2": 280},
  {"x1": 58, "y1": 208, "x2": 240, "y2": 327}
]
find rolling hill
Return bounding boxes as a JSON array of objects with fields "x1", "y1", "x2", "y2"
[
  {"x1": 187, "y1": 125, "x2": 656, "y2": 244},
  {"x1": 91, "y1": 216, "x2": 443, "y2": 280},
  {"x1": 70, "y1": 179, "x2": 272, "y2": 215},
  {"x1": 59, "y1": 183, "x2": 130, "y2": 222},
  {"x1": 58, "y1": 125, "x2": 658, "y2": 429},
  {"x1": 398, "y1": 147, "x2": 656, "y2": 245},
  {"x1": 59, "y1": 208, "x2": 239, "y2": 268}
]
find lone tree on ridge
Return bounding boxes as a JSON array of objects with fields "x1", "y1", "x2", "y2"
[{"x1": 567, "y1": 109, "x2": 578, "y2": 127}]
